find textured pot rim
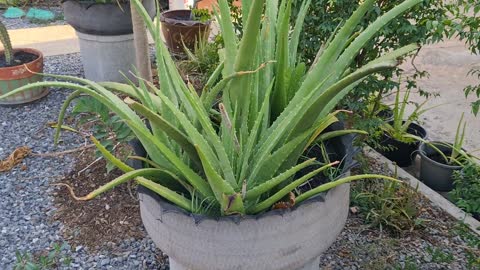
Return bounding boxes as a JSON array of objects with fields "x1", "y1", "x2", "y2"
[
  {"x1": 160, "y1": 9, "x2": 212, "y2": 26},
  {"x1": 138, "y1": 174, "x2": 350, "y2": 225},
  {"x1": 419, "y1": 141, "x2": 464, "y2": 170},
  {"x1": 0, "y1": 48, "x2": 43, "y2": 72}
]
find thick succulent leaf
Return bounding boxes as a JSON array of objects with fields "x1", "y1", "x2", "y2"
[
  {"x1": 296, "y1": 174, "x2": 401, "y2": 204},
  {"x1": 195, "y1": 145, "x2": 244, "y2": 215},
  {"x1": 136, "y1": 177, "x2": 192, "y2": 212},
  {"x1": 248, "y1": 162, "x2": 339, "y2": 214},
  {"x1": 244, "y1": 158, "x2": 316, "y2": 201}
]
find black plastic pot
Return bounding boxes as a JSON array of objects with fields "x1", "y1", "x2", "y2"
[
  {"x1": 62, "y1": 0, "x2": 157, "y2": 35},
  {"x1": 418, "y1": 141, "x2": 463, "y2": 192},
  {"x1": 160, "y1": 10, "x2": 211, "y2": 53},
  {"x1": 377, "y1": 121, "x2": 427, "y2": 167}
]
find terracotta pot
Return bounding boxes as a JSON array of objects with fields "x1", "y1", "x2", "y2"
[
  {"x1": 160, "y1": 10, "x2": 211, "y2": 53},
  {"x1": 0, "y1": 48, "x2": 48, "y2": 105}
]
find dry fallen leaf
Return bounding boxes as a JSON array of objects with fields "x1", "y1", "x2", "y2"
[{"x1": 0, "y1": 146, "x2": 31, "y2": 172}]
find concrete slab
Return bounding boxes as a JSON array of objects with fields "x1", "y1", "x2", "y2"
[
  {"x1": 400, "y1": 39, "x2": 480, "y2": 152},
  {"x1": 0, "y1": 25, "x2": 79, "y2": 56}
]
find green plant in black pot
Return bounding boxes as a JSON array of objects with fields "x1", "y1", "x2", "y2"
[
  {"x1": 375, "y1": 87, "x2": 431, "y2": 167},
  {"x1": 416, "y1": 113, "x2": 479, "y2": 192}
]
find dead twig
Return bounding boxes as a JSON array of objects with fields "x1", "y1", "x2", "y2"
[{"x1": 31, "y1": 144, "x2": 95, "y2": 158}]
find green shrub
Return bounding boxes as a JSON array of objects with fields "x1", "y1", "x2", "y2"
[
  {"x1": 352, "y1": 179, "x2": 423, "y2": 233},
  {"x1": 450, "y1": 162, "x2": 480, "y2": 216}
]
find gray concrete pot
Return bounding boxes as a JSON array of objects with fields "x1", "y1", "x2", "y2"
[
  {"x1": 419, "y1": 141, "x2": 462, "y2": 192},
  {"x1": 62, "y1": 0, "x2": 156, "y2": 82},
  {"x1": 139, "y1": 183, "x2": 350, "y2": 270},
  {"x1": 76, "y1": 32, "x2": 137, "y2": 83},
  {"x1": 62, "y1": 0, "x2": 156, "y2": 35}
]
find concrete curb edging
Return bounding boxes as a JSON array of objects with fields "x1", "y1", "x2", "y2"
[{"x1": 364, "y1": 146, "x2": 480, "y2": 236}]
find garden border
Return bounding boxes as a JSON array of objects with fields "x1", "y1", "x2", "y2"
[{"x1": 364, "y1": 146, "x2": 480, "y2": 236}]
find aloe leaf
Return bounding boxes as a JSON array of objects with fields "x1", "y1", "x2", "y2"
[
  {"x1": 216, "y1": 0, "x2": 237, "y2": 76},
  {"x1": 54, "y1": 90, "x2": 82, "y2": 145},
  {"x1": 62, "y1": 168, "x2": 178, "y2": 201},
  {"x1": 126, "y1": 119, "x2": 214, "y2": 198},
  {"x1": 249, "y1": 129, "x2": 312, "y2": 186},
  {"x1": 245, "y1": 158, "x2": 316, "y2": 201},
  {"x1": 136, "y1": 177, "x2": 193, "y2": 212},
  {"x1": 300, "y1": 0, "x2": 375, "y2": 94},
  {"x1": 91, "y1": 136, "x2": 133, "y2": 173},
  {"x1": 296, "y1": 174, "x2": 401, "y2": 204},
  {"x1": 289, "y1": 0, "x2": 311, "y2": 66},
  {"x1": 272, "y1": 0, "x2": 292, "y2": 118},
  {"x1": 195, "y1": 145, "x2": 244, "y2": 215},
  {"x1": 249, "y1": 162, "x2": 339, "y2": 214},
  {"x1": 126, "y1": 98, "x2": 202, "y2": 167},
  {"x1": 315, "y1": 129, "x2": 368, "y2": 143}
]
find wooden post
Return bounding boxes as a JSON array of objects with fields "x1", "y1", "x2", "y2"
[{"x1": 131, "y1": 0, "x2": 153, "y2": 84}]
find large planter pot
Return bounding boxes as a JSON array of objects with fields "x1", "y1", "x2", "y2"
[
  {"x1": 160, "y1": 10, "x2": 211, "y2": 54},
  {"x1": 134, "y1": 122, "x2": 354, "y2": 269},
  {"x1": 377, "y1": 121, "x2": 427, "y2": 167},
  {"x1": 418, "y1": 142, "x2": 462, "y2": 192},
  {"x1": 0, "y1": 48, "x2": 47, "y2": 105},
  {"x1": 139, "y1": 183, "x2": 350, "y2": 270},
  {"x1": 62, "y1": 0, "x2": 156, "y2": 82}
]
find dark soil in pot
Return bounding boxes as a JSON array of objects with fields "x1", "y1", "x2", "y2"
[
  {"x1": 0, "y1": 51, "x2": 38, "y2": 68},
  {"x1": 377, "y1": 121, "x2": 427, "y2": 167},
  {"x1": 419, "y1": 142, "x2": 462, "y2": 192}
]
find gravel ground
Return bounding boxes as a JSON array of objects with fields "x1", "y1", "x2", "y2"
[
  {"x1": 1, "y1": 53, "x2": 478, "y2": 270},
  {"x1": 1, "y1": 7, "x2": 65, "y2": 30},
  {"x1": 0, "y1": 53, "x2": 163, "y2": 269}
]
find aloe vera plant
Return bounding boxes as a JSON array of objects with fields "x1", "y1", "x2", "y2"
[{"x1": 1, "y1": 0, "x2": 422, "y2": 216}]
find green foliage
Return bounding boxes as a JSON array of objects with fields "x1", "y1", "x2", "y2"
[
  {"x1": 426, "y1": 247, "x2": 455, "y2": 264},
  {"x1": 178, "y1": 34, "x2": 222, "y2": 90},
  {"x1": 191, "y1": 8, "x2": 212, "y2": 23},
  {"x1": 1, "y1": 0, "x2": 420, "y2": 216},
  {"x1": 445, "y1": 1, "x2": 480, "y2": 116},
  {"x1": 14, "y1": 243, "x2": 72, "y2": 270},
  {"x1": 352, "y1": 178, "x2": 423, "y2": 233},
  {"x1": 0, "y1": 21, "x2": 13, "y2": 65},
  {"x1": 380, "y1": 87, "x2": 431, "y2": 144},
  {"x1": 72, "y1": 96, "x2": 135, "y2": 172},
  {"x1": 465, "y1": 68, "x2": 480, "y2": 116},
  {"x1": 291, "y1": 0, "x2": 448, "y2": 109},
  {"x1": 450, "y1": 162, "x2": 480, "y2": 216}
]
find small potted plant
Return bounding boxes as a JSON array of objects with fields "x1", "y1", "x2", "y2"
[
  {"x1": 0, "y1": 21, "x2": 47, "y2": 105},
  {"x1": 61, "y1": 0, "x2": 157, "y2": 82},
  {"x1": 2, "y1": 0, "x2": 422, "y2": 268},
  {"x1": 376, "y1": 88, "x2": 430, "y2": 167},
  {"x1": 160, "y1": 2, "x2": 212, "y2": 53},
  {"x1": 417, "y1": 113, "x2": 475, "y2": 192}
]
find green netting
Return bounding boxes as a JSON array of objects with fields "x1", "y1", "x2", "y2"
[
  {"x1": 3, "y1": 7, "x2": 25, "y2": 19},
  {"x1": 26, "y1": 8, "x2": 55, "y2": 21}
]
